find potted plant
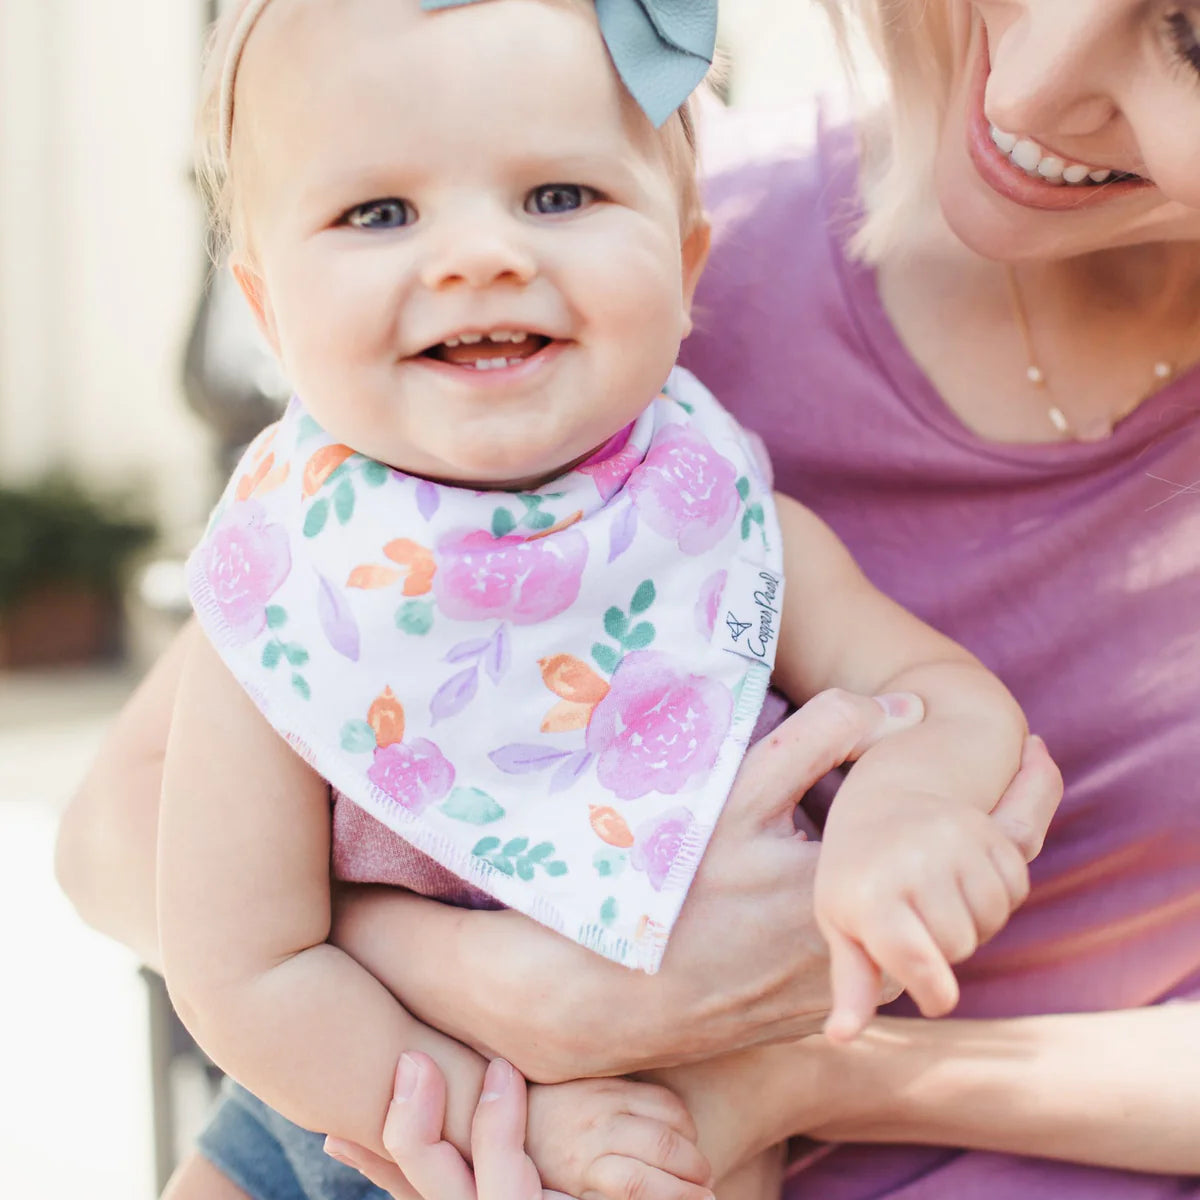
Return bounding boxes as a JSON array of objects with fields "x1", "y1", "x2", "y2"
[{"x1": 0, "y1": 473, "x2": 156, "y2": 668}]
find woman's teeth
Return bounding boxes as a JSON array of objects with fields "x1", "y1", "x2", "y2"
[{"x1": 990, "y1": 124, "x2": 1119, "y2": 186}]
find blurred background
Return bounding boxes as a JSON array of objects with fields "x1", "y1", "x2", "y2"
[{"x1": 0, "y1": 1, "x2": 862, "y2": 1195}]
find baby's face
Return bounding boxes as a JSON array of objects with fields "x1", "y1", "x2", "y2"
[{"x1": 232, "y1": 0, "x2": 707, "y2": 489}]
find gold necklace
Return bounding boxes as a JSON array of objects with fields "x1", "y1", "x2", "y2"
[{"x1": 1004, "y1": 265, "x2": 1178, "y2": 442}]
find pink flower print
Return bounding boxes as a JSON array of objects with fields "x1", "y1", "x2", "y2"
[
  {"x1": 434, "y1": 528, "x2": 588, "y2": 626},
  {"x1": 628, "y1": 424, "x2": 740, "y2": 555},
  {"x1": 694, "y1": 570, "x2": 727, "y2": 640},
  {"x1": 202, "y1": 501, "x2": 292, "y2": 644},
  {"x1": 367, "y1": 738, "x2": 455, "y2": 815},
  {"x1": 586, "y1": 651, "x2": 733, "y2": 800},
  {"x1": 631, "y1": 807, "x2": 696, "y2": 892},
  {"x1": 578, "y1": 423, "x2": 642, "y2": 501}
]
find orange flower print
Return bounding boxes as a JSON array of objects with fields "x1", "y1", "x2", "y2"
[
  {"x1": 303, "y1": 444, "x2": 356, "y2": 498},
  {"x1": 539, "y1": 655, "x2": 610, "y2": 704},
  {"x1": 589, "y1": 805, "x2": 634, "y2": 849},
  {"x1": 384, "y1": 539, "x2": 437, "y2": 596},
  {"x1": 368, "y1": 687, "x2": 406, "y2": 749}
]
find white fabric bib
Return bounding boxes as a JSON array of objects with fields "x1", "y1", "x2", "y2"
[{"x1": 188, "y1": 367, "x2": 784, "y2": 971}]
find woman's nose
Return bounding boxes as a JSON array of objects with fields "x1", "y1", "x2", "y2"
[
  {"x1": 984, "y1": 6, "x2": 1120, "y2": 140},
  {"x1": 419, "y1": 210, "x2": 538, "y2": 291}
]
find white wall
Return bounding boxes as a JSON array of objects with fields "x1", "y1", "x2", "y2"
[{"x1": 0, "y1": 0, "x2": 214, "y2": 534}]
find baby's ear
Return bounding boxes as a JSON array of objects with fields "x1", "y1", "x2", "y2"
[
  {"x1": 680, "y1": 215, "x2": 712, "y2": 338},
  {"x1": 231, "y1": 258, "x2": 281, "y2": 356}
]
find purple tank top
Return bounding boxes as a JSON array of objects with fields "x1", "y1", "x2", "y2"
[{"x1": 678, "y1": 108, "x2": 1200, "y2": 1199}]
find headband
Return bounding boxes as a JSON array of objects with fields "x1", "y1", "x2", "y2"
[{"x1": 218, "y1": 0, "x2": 717, "y2": 168}]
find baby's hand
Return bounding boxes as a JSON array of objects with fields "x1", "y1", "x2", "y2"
[
  {"x1": 527, "y1": 1076, "x2": 714, "y2": 1200},
  {"x1": 816, "y1": 789, "x2": 1031, "y2": 1042}
]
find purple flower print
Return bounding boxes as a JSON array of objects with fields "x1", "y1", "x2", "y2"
[
  {"x1": 694, "y1": 570, "x2": 727, "y2": 640},
  {"x1": 628, "y1": 424, "x2": 739, "y2": 555},
  {"x1": 631, "y1": 807, "x2": 696, "y2": 892},
  {"x1": 577, "y1": 423, "x2": 642, "y2": 501},
  {"x1": 433, "y1": 528, "x2": 588, "y2": 626},
  {"x1": 367, "y1": 738, "x2": 455, "y2": 815},
  {"x1": 586, "y1": 651, "x2": 733, "y2": 800},
  {"x1": 202, "y1": 501, "x2": 292, "y2": 644}
]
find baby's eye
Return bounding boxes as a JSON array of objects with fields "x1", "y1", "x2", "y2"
[
  {"x1": 526, "y1": 184, "x2": 597, "y2": 216},
  {"x1": 343, "y1": 199, "x2": 416, "y2": 229}
]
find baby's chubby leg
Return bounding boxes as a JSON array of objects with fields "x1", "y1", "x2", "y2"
[{"x1": 160, "y1": 1151, "x2": 255, "y2": 1200}]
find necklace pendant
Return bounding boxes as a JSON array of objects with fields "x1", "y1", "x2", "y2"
[{"x1": 1048, "y1": 406, "x2": 1071, "y2": 436}]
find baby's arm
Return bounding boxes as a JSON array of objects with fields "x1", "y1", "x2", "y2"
[
  {"x1": 158, "y1": 633, "x2": 493, "y2": 1157},
  {"x1": 159, "y1": 635, "x2": 709, "y2": 1199},
  {"x1": 770, "y1": 495, "x2": 1031, "y2": 1039}
]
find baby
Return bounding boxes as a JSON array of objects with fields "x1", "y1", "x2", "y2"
[{"x1": 159, "y1": 1, "x2": 1032, "y2": 1197}]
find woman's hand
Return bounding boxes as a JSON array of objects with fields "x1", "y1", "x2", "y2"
[
  {"x1": 335, "y1": 693, "x2": 1062, "y2": 1082},
  {"x1": 324, "y1": 1054, "x2": 714, "y2": 1200}
]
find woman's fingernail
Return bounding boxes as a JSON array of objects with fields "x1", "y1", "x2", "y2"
[
  {"x1": 394, "y1": 1053, "x2": 418, "y2": 1101},
  {"x1": 481, "y1": 1058, "x2": 512, "y2": 1102},
  {"x1": 873, "y1": 691, "x2": 922, "y2": 720}
]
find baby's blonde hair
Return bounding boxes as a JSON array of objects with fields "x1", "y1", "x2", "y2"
[
  {"x1": 814, "y1": 0, "x2": 958, "y2": 263},
  {"x1": 196, "y1": 0, "x2": 703, "y2": 263}
]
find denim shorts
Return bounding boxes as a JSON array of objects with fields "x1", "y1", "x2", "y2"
[{"x1": 197, "y1": 1079, "x2": 390, "y2": 1200}]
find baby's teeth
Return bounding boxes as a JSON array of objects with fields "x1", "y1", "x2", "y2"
[
  {"x1": 444, "y1": 337, "x2": 461, "y2": 348},
  {"x1": 991, "y1": 124, "x2": 1018, "y2": 154},
  {"x1": 1037, "y1": 156, "x2": 1065, "y2": 181},
  {"x1": 1062, "y1": 164, "x2": 1090, "y2": 184},
  {"x1": 460, "y1": 332, "x2": 483, "y2": 345},
  {"x1": 509, "y1": 332, "x2": 528, "y2": 344},
  {"x1": 489, "y1": 330, "x2": 515, "y2": 343},
  {"x1": 1011, "y1": 139, "x2": 1043, "y2": 172},
  {"x1": 1089, "y1": 169, "x2": 1112, "y2": 183}
]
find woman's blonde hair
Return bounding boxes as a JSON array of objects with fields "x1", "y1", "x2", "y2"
[
  {"x1": 815, "y1": 0, "x2": 959, "y2": 263},
  {"x1": 194, "y1": 0, "x2": 703, "y2": 262}
]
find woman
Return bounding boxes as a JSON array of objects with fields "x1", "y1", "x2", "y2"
[{"x1": 57, "y1": 0, "x2": 1199, "y2": 1196}]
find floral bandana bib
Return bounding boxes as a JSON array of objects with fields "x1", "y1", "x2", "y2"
[{"x1": 187, "y1": 367, "x2": 784, "y2": 971}]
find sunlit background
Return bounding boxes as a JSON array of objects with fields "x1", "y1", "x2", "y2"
[{"x1": 0, "y1": 2, "x2": 861, "y2": 1196}]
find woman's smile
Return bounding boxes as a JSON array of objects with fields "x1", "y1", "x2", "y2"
[{"x1": 966, "y1": 31, "x2": 1153, "y2": 213}]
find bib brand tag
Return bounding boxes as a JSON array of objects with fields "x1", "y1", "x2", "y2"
[{"x1": 716, "y1": 558, "x2": 784, "y2": 669}]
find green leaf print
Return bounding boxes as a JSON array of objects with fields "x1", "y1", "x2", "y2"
[
  {"x1": 395, "y1": 600, "x2": 435, "y2": 636},
  {"x1": 525, "y1": 510, "x2": 555, "y2": 532},
  {"x1": 592, "y1": 643, "x2": 621, "y2": 676},
  {"x1": 297, "y1": 414, "x2": 323, "y2": 443},
  {"x1": 600, "y1": 897, "x2": 619, "y2": 927},
  {"x1": 292, "y1": 674, "x2": 312, "y2": 701},
  {"x1": 502, "y1": 837, "x2": 530, "y2": 857},
  {"x1": 740, "y1": 511, "x2": 753, "y2": 542},
  {"x1": 472, "y1": 837, "x2": 502, "y2": 857},
  {"x1": 544, "y1": 860, "x2": 568, "y2": 878},
  {"x1": 526, "y1": 843, "x2": 555, "y2": 863},
  {"x1": 440, "y1": 788, "x2": 506, "y2": 826},
  {"x1": 340, "y1": 719, "x2": 377, "y2": 754},
  {"x1": 515, "y1": 859, "x2": 536, "y2": 882},
  {"x1": 266, "y1": 606, "x2": 288, "y2": 630},
  {"x1": 334, "y1": 478, "x2": 356, "y2": 525},
  {"x1": 361, "y1": 460, "x2": 389, "y2": 488},
  {"x1": 622, "y1": 622, "x2": 655, "y2": 651},
  {"x1": 304, "y1": 499, "x2": 330, "y2": 538},
  {"x1": 603, "y1": 607, "x2": 629, "y2": 640},
  {"x1": 262, "y1": 641, "x2": 283, "y2": 670},
  {"x1": 592, "y1": 848, "x2": 628, "y2": 878},
  {"x1": 492, "y1": 508, "x2": 516, "y2": 538},
  {"x1": 629, "y1": 580, "x2": 656, "y2": 615},
  {"x1": 283, "y1": 643, "x2": 310, "y2": 668},
  {"x1": 736, "y1": 476, "x2": 751, "y2": 502}
]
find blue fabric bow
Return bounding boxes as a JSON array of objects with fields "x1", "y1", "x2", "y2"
[{"x1": 421, "y1": 0, "x2": 717, "y2": 127}]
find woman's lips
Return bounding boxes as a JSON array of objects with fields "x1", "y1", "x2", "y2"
[{"x1": 966, "y1": 38, "x2": 1151, "y2": 212}]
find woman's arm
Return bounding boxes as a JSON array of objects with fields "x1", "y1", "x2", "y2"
[
  {"x1": 820, "y1": 1005, "x2": 1200, "y2": 1173},
  {"x1": 55, "y1": 619, "x2": 202, "y2": 970}
]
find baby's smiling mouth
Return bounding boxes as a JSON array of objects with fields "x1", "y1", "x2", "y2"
[{"x1": 420, "y1": 330, "x2": 553, "y2": 372}]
